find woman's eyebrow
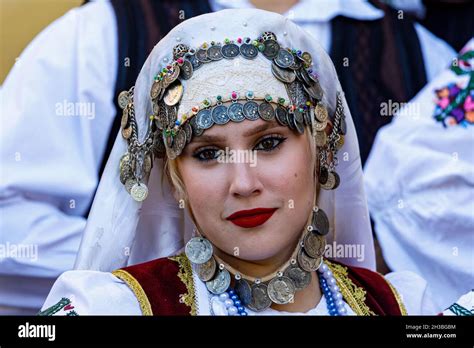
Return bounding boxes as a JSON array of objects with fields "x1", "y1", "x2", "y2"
[{"x1": 192, "y1": 122, "x2": 283, "y2": 144}]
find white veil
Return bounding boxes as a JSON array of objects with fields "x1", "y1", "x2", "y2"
[{"x1": 74, "y1": 9, "x2": 375, "y2": 272}]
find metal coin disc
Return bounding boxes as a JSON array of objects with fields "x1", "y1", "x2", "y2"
[
  {"x1": 312, "y1": 207, "x2": 329, "y2": 235},
  {"x1": 286, "y1": 112, "x2": 297, "y2": 131},
  {"x1": 228, "y1": 102, "x2": 245, "y2": 122},
  {"x1": 275, "y1": 105, "x2": 289, "y2": 126},
  {"x1": 183, "y1": 122, "x2": 193, "y2": 144},
  {"x1": 300, "y1": 52, "x2": 312, "y2": 66},
  {"x1": 304, "y1": 81, "x2": 323, "y2": 101},
  {"x1": 314, "y1": 119, "x2": 327, "y2": 132},
  {"x1": 294, "y1": 118, "x2": 305, "y2": 134},
  {"x1": 121, "y1": 108, "x2": 129, "y2": 129},
  {"x1": 197, "y1": 257, "x2": 217, "y2": 282},
  {"x1": 314, "y1": 104, "x2": 328, "y2": 122},
  {"x1": 267, "y1": 276, "x2": 296, "y2": 305},
  {"x1": 303, "y1": 109, "x2": 312, "y2": 126},
  {"x1": 234, "y1": 279, "x2": 252, "y2": 306},
  {"x1": 190, "y1": 116, "x2": 204, "y2": 136},
  {"x1": 163, "y1": 81, "x2": 184, "y2": 106},
  {"x1": 303, "y1": 231, "x2": 327, "y2": 258},
  {"x1": 118, "y1": 90, "x2": 130, "y2": 109},
  {"x1": 172, "y1": 128, "x2": 187, "y2": 155},
  {"x1": 289, "y1": 57, "x2": 303, "y2": 70},
  {"x1": 319, "y1": 166, "x2": 329, "y2": 185},
  {"x1": 130, "y1": 182, "x2": 149, "y2": 202},
  {"x1": 180, "y1": 59, "x2": 193, "y2": 80},
  {"x1": 315, "y1": 130, "x2": 327, "y2": 147},
  {"x1": 274, "y1": 49, "x2": 295, "y2": 69},
  {"x1": 243, "y1": 101, "x2": 259, "y2": 120},
  {"x1": 283, "y1": 264, "x2": 312, "y2": 291},
  {"x1": 124, "y1": 178, "x2": 135, "y2": 194},
  {"x1": 239, "y1": 43, "x2": 258, "y2": 59},
  {"x1": 247, "y1": 283, "x2": 272, "y2": 312},
  {"x1": 221, "y1": 43, "x2": 240, "y2": 59},
  {"x1": 207, "y1": 45, "x2": 223, "y2": 61},
  {"x1": 185, "y1": 237, "x2": 213, "y2": 264},
  {"x1": 271, "y1": 62, "x2": 296, "y2": 83},
  {"x1": 293, "y1": 108, "x2": 304, "y2": 124},
  {"x1": 152, "y1": 101, "x2": 160, "y2": 116},
  {"x1": 297, "y1": 248, "x2": 322, "y2": 272},
  {"x1": 188, "y1": 54, "x2": 202, "y2": 70},
  {"x1": 262, "y1": 40, "x2": 280, "y2": 59},
  {"x1": 206, "y1": 268, "x2": 231, "y2": 295},
  {"x1": 299, "y1": 68, "x2": 312, "y2": 86},
  {"x1": 196, "y1": 48, "x2": 210, "y2": 63},
  {"x1": 320, "y1": 171, "x2": 336, "y2": 190},
  {"x1": 196, "y1": 109, "x2": 214, "y2": 129},
  {"x1": 332, "y1": 171, "x2": 341, "y2": 190},
  {"x1": 258, "y1": 101, "x2": 275, "y2": 121},
  {"x1": 212, "y1": 105, "x2": 230, "y2": 125},
  {"x1": 142, "y1": 154, "x2": 152, "y2": 175},
  {"x1": 122, "y1": 126, "x2": 132, "y2": 140},
  {"x1": 150, "y1": 81, "x2": 162, "y2": 100},
  {"x1": 163, "y1": 66, "x2": 180, "y2": 87}
]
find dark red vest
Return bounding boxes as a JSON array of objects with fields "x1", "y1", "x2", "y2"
[{"x1": 113, "y1": 255, "x2": 406, "y2": 316}]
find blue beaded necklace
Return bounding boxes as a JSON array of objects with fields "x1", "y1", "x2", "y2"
[{"x1": 210, "y1": 260, "x2": 347, "y2": 316}]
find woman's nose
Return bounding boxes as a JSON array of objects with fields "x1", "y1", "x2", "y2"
[{"x1": 228, "y1": 161, "x2": 262, "y2": 198}]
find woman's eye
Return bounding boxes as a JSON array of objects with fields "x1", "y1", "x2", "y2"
[
  {"x1": 192, "y1": 136, "x2": 286, "y2": 162},
  {"x1": 254, "y1": 136, "x2": 286, "y2": 152},
  {"x1": 193, "y1": 148, "x2": 221, "y2": 162}
]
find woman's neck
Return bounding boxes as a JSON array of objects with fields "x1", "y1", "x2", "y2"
[{"x1": 214, "y1": 238, "x2": 322, "y2": 313}]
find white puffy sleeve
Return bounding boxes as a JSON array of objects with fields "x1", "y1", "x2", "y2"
[
  {"x1": 39, "y1": 271, "x2": 141, "y2": 315},
  {"x1": 385, "y1": 271, "x2": 439, "y2": 315}
]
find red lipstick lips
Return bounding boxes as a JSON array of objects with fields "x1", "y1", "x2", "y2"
[{"x1": 226, "y1": 208, "x2": 277, "y2": 228}]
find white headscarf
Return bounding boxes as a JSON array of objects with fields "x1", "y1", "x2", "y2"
[{"x1": 74, "y1": 9, "x2": 375, "y2": 272}]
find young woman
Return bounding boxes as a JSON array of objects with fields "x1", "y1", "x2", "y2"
[{"x1": 40, "y1": 9, "x2": 437, "y2": 316}]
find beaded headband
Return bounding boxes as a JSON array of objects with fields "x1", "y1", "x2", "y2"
[{"x1": 117, "y1": 32, "x2": 346, "y2": 201}]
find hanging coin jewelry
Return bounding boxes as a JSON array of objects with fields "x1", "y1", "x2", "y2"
[
  {"x1": 197, "y1": 257, "x2": 217, "y2": 282},
  {"x1": 248, "y1": 283, "x2": 272, "y2": 311},
  {"x1": 206, "y1": 268, "x2": 231, "y2": 295},
  {"x1": 163, "y1": 80, "x2": 184, "y2": 106},
  {"x1": 267, "y1": 276, "x2": 296, "y2": 305},
  {"x1": 185, "y1": 237, "x2": 213, "y2": 264},
  {"x1": 283, "y1": 264, "x2": 312, "y2": 291}
]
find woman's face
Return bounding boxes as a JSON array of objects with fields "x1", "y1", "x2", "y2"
[{"x1": 177, "y1": 117, "x2": 316, "y2": 262}]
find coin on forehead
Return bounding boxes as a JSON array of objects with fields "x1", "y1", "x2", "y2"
[
  {"x1": 262, "y1": 39, "x2": 280, "y2": 60},
  {"x1": 240, "y1": 43, "x2": 258, "y2": 59},
  {"x1": 207, "y1": 45, "x2": 223, "y2": 61},
  {"x1": 150, "y1": 81, "x2": 162, "y2": 100},
  {"x1": 163, "y1": 81, "x2": 184, "y2": 106},
  {"x1": 221, "y1": 43, "x2": 240, "y2": 59},
  {"x1": 228, "y1": 102, "x2": 245, "y2": 123},
  {"x1": 243, "y1": 101, "x2": 259, "y2": 121},
  {"x1": 271, "y1": 62, "x2": 296, "y2": 84},
  {"x1": 180, "y1": 59, "x2": 193, "y2": 80},
  {"x1": 183, "y1": 121, "x2": 193, "y2": 144},
  {"x1": 294, "y1": 117, "x2": 305, "y2": 134},
  {"x1": 197, "y1": 257, "x2": 216, "y2": 282},
  {"x1": 258, "y1": 101, "x2": 275, "y2": 121},
  {"x1": 196, "y1": 48, "x2": 210, "y2": 63},
  {"x1": 188, "y1": 54, "x2": 202, "y2": 70},
  {"x1": 248, "y1": 283, "x2": 272, "y2": 312},
  {"x1": 284, "y1": 264, "x2": 312, "y2": 291},
  {"x1": 274, "y1": 49, "x2": 295, "y2": 69},
  {"x1": 172, "y1": 128, "x2": 187, "y2": 155},
  {"x1": 212, "y1": 105, "x2": 230, "y2": 125},
  {"x1": 185, "y1": 237, "x2": 213, "y2": 264},
  {"x1": 190, "y1": 116, "x2": 204, "y2": 137},
  {"x1": 275, "y1": 104, "x2": 289, "y2": 127},
  {"x1": 267, "y1": 276, "x2": 296, "y2": 305},
  {"x1": 206, "y1": 268, "x2": 231, "y2": 295},
  {"x1": 303, "y1": 230, "x2": 327, "y2": 258},
  {"x1": 196, "y1": 109, "x2": 213, "y2": 130}
]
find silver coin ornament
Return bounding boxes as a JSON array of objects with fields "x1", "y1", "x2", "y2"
[
  {"x1": 234, "y1": 279, "x2": 252, "y2": 306},
  {"x1": 228, "y1": 102, "x2": 245, "y2": 122},
  {"x1": 206, "y1": 268, "x2": 231, "y2": 295},
  {"x1": 211, "y1": 105, "x2": 230, "y2": 125},
  {"x1": 185, "y1": 237, "x2": 213, "y2": 264},
  {"x1": 284, "y1": 264, "x2": 312, "y2": 291},
  {"x1": 196, "y1": 109, "x2": 214, "y2": 129},
  {"x1": 243, "y1": 101, "x2": 259, "y2": 120},
  {"x1": 303, "y1": 231, "x2": 327, "y2": 259},
  {"x1": 248, "y1": 283, "x2": 272, "y2": 311},
  {"x1": 267, "y1": 276, "x2": 296, "y2": 305},
  {"x1": 197, "y1": 257, "x2": 217, "y2": 282},
  {"x1": 312, "y1": 207, "x2": 330, "y2": 235},
  {"x1": 258, "y1": 101, "x2": 275, "y2": 121}
]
